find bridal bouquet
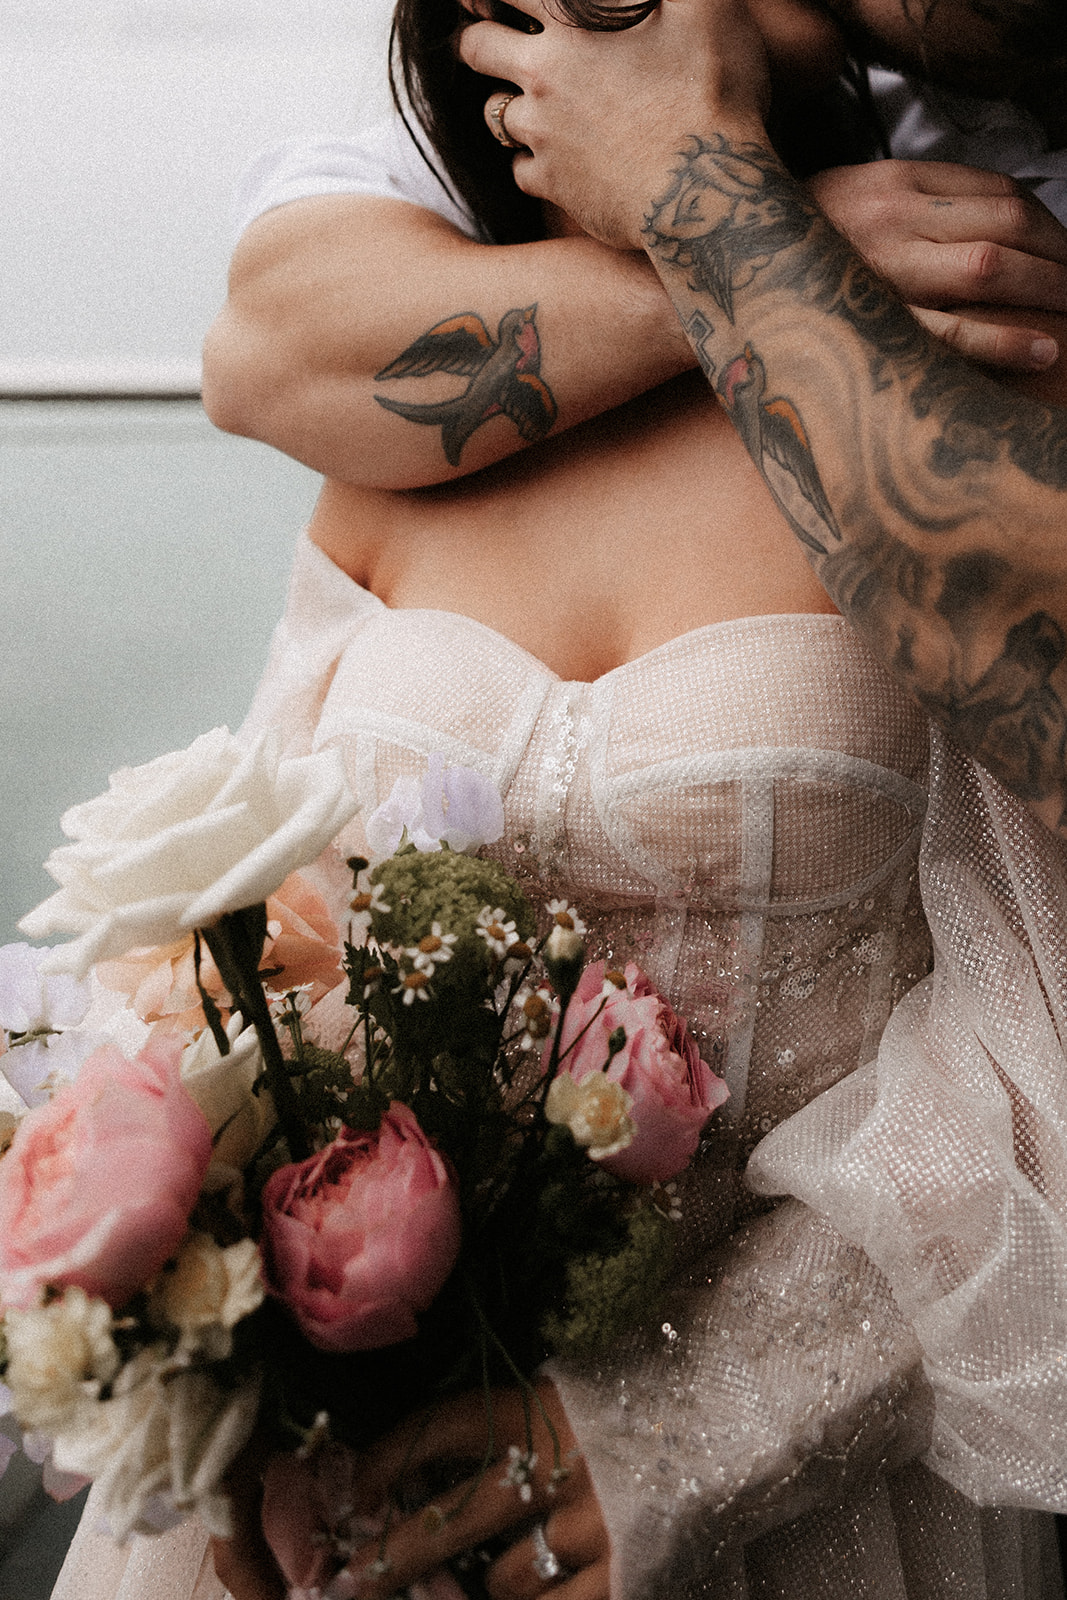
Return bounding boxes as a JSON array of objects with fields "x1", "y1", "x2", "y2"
[{"x1": 0, "y1": 727, "x2": 726, "y2": 1551}]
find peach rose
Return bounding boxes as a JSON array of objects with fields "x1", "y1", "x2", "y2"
[
  {"x1": 261, "y1": 1104, "x2": 461, "y2": 1353},
  {"x1": 0, "y1": 1037, "x2": 212, "y2": 1310},
  {"x1": 545, "y1": 962, "x2": 728, "y2": 1184},
  {"x1": 95, "y1": 872, "x2": 344, "y2": 1036}
]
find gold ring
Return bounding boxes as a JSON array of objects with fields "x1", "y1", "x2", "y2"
[{"x1": 485, "y1": 92, "x2": 522, "y2": 150}]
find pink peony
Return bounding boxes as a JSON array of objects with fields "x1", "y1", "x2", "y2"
[
  {"x1": 0, "y1": 1038, "x2": 212, "y2": 1310},
  {"x1": 261, "y1": 1103, "x2": 461, "y2": 1353},
  {"x1": 545, "y1": 961, "x2": 728, "y2": 1184}
]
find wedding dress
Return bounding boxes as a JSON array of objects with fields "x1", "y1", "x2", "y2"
[{"x1": 52, "y1": 532, "x2": 1067, "y2": 1599}]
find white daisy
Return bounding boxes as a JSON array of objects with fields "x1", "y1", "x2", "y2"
[
  {"x1": 409, "y1": 924, "x2": 457, "y2": 974},
  {"x1": 349, "y1": 881, "x2": 391, "y2": 941},
  {"x1": 395, "y1": 970, "x2": 432, "y2": 1005}
]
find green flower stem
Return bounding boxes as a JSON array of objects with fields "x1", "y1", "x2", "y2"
[
  {"x1": 465, "y1": 1278, "x2": 564, "y2": 1485},
  {"x1": 202, "y1": 906, "x2": 310, "y2": 1162}
]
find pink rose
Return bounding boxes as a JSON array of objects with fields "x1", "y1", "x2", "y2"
[
  {"x1": 0, "y1": 1038, "x2": 212, "y2": 1310},
  {"x1": 261, "y1": 1103, "x2": 461, "y2": 1353},
  {"x1": 545, "y1": 962, "x2": 728, "y2": 1184}
]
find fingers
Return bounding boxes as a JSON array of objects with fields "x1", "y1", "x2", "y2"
[
  {"x1": 303, "y1": 1386, "x2": 600, "y2": 1600},
  {"x1": 893, "y1": 237, "x2": 1067, "y2": 312},
  {"x1": 351, "y1": 1383, "x2": 577, "y2": 1502},
  {"x1": 210, "y1": 1439, "x2": 288, "y2": 1600},
  {"x1": 910, "y1": 304, "x2": 1060, "y2": 371},
  {"x1": 459, "y1": 7, "x2": 546, "y2": 83},
  {"x1": 486, "y1": 1501, "x2": 610, "y2": 1599},
  {"x1": 903, "y1": 160, "x2": 1021, "y2": 199},
  {"x1": 506, "y1": 1561, "x2": 612, "y2": 1600},
  {"x1": 911, "y1": 195, "x2": 1067, "y2": 266},
  {"x1": 324, "y1": 1455, "x2": 597, "y2": 1599},
  {"x1": 811, "y1": 162, "x2": 1067, "y2": 311}
]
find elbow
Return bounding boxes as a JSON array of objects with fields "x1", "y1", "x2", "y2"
[{"x1": 200, "y1": 310, "x2": 279, "y2": 440}]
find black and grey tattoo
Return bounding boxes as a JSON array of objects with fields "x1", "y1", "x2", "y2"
[
  {"x1": 642, "y1": 135, "x2": 816, "y2": 324},
  {"x1": 374, "y1": 305, "x2": 557, "y2": 466},
  {"x1": 640, "y1": 132, "x2": 1067, "y2": 822}
]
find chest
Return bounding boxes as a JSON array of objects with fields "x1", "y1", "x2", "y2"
[{"x1": 310, "y1": 374, "x2": 838, "y2": 682}]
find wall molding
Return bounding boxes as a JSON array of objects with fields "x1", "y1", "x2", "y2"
[{"x1": 0, "y1": 360, "x2": 202, "y2": 397}]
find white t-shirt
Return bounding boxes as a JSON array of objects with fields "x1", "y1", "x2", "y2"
[
  {"x1": 233, "y1": 70, "x2": 1067, "y2": 240},
  {"x1": 233, "y1": 119, "x2": 481, "y2": 241}
]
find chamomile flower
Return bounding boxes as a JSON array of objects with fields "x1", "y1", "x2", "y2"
[
  {"x1": 476, "y1": 907, "x2": 520, "y2": 960},
  {"x1": 545, "y1": 900, "x2": 587, "y2": 937},
  {"x1": 395, "y1": 970, "x2": 432, "y2": 1005},
  {"x1": 409, "y1": 924, "x2": 457, "y2": 974},
  {"x1": 266, "y1": 982, "x2": 314, "y2": 1021},
  {"x1": 514, "y1": 986, "x2": 556, "y2": 1049},
  {"x1": 349, "y1": 881, "x2": 391, "y2": 941}
]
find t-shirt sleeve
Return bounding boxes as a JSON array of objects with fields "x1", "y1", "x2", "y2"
[{"x1": 232, "y1": 116, "x2": 483, "y2": 243}]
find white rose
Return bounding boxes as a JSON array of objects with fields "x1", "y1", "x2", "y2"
[
  {"x1": 4, "y1": 1288, "x2": 120, "y2": 1435},
  {"x1": 19, "y1": 728, "x2": 359, "y2": 978},
  {"x1": 181, "y1": 1015, "x2": 275, "y2": 1171},
  {"x1": 50, "y1": 1347, "x2": 261, "y2": 1540},
  {"x1": 151, "y1": 1232, "x2": 264, "y2": 1360},
  {"x1": 545, "y1": 1072, "x2": 635, "y2": 1160}
]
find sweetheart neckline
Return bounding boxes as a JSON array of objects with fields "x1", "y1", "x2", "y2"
[{"x1": 314, "y1": 542, "x2": 854, "y2": 689}]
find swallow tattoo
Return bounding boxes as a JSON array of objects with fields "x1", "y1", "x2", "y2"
[
  {"x1": 717, "y1": 345, "x2": 841, "y2": 555},
  {"x1": 374, "y1": 305, "x2": 558, "y2": 467}
]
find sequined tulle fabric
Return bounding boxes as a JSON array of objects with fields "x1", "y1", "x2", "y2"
[{"x1": 53, "y1": 533, "x2": 1066, "y2": 1599}]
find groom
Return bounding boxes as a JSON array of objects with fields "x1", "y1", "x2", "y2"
[{"x1": 455, "y1": 0, "x2": 1067, "y2": 836}]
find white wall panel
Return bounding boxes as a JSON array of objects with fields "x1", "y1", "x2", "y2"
[{"x1": 1, "y1": 0, "x2": 394, "y2": 389}]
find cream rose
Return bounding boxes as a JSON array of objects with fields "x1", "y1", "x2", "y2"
[
  {"x1": 150, "y1": 1232, "x2": 264, "y2": 1360},
  {"x1": 545, "y1": 1072, "x2": 636, "y2": 1160},
  {"x1": 19, "y1": 728, "x2": 358, "y2": 978}
]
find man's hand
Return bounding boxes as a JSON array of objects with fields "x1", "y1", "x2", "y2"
[
  {"x1": 809, "y1": 161, "x2": 1067, "y2": 371},
  {"x1": 458, "y1": 0, "x2": 771, "y2": 249}
]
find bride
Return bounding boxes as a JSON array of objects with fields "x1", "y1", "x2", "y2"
[{"x1": 53, "y1": 0, "x2": 1067, "y2": 1593}]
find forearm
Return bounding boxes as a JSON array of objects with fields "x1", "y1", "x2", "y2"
[
  {"x1": 202, "y1": 196, "x2": 695, "y2": 489},
  {"x1": 639, "y1": 130, "x2": 1067, "y2": 832}
]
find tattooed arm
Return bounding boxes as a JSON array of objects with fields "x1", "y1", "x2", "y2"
[
  {"x1": 201, "y1": 195, "x2": 694, "y2": 488},
  {"x1": 202, "y1": 160, "x2": 1067, "y2": 487},
  {"x1": 458, "y1": 0, "x2": 1067, "y2": 833}
]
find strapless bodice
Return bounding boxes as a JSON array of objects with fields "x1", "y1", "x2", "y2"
[{"x1": 245, "y1": 534, "x2": 933, "y2": 1167}]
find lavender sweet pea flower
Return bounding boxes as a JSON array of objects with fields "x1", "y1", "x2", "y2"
[
  {"x1": 0, "y1": 944, "x2": 90, "y2": 1035},
  {"x1": 364, "y1": 756, "x2": 504, "y2": 857}
]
